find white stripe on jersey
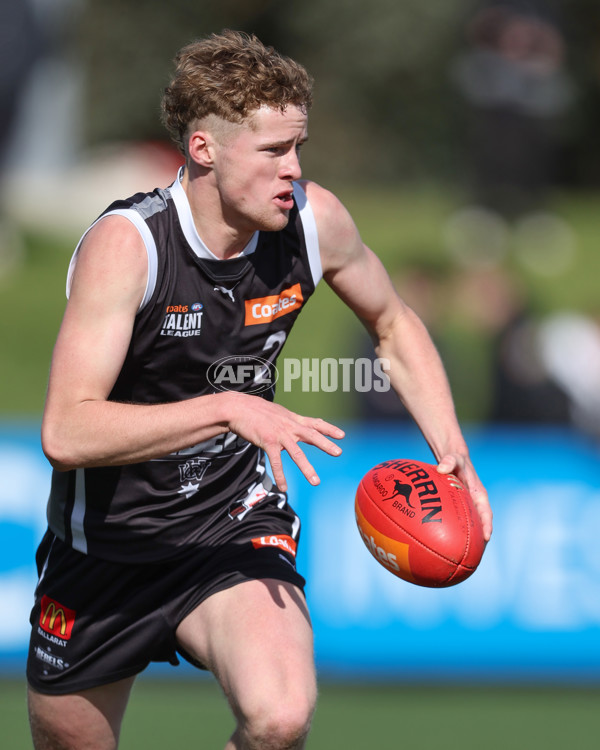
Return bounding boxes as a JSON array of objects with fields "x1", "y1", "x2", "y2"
[
  {"x1": 70, "y1": 468, "x2": 88, "y2": 554},
  {"x1": 293, "y1": 182, "x2": 322, "y2": 288}
]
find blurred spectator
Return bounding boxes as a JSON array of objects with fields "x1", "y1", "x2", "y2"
[
  {"x1": 491, "y1": 306, "x2": 600, "y2": 439},
  {"x1": 0, "y1": 0, "x2": 45, "y2": 169},
  {"x1": 490, "y1": 307, "x2": 572, "y2": 425},
  {"x1": 0, "y1": 0, "x2": 46, "y2": 278},
  {"x1": 452, "y1": 1, "x2": 575, "y2": 219},
  {"x1": 536, "y1": 310, "x2": 600, "y2": 438},
  {"x1": 431, "y1": 265, "x2": 599, "y2": 432},
  {"x1": 457, "y1": 266, "x2": 600, "y2": 437},
  {"x1": 440, "y1": 3, "x2": 586, "y2": 428},
  {"x1": 444, "y1": 265, "x2": 548, "y2": 424}
]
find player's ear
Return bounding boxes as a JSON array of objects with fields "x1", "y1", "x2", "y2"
[{"x1": 188, "y1": 130, "x2": 216, "y2": 168}]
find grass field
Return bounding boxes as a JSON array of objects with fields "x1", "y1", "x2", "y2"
[{"x1": 3, "y1": 677, "x2": 600, "y2": 749}]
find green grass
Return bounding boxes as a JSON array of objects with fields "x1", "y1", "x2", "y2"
[
  {"x1": 0, "y1": 231, "x2": 70, "y2": 417},
  {"x1": 2, "y1": 186, "x2": 600, "y2": 420},
  {"x1": 3, "y1": 677, "x2": 600, "y2": 749}
]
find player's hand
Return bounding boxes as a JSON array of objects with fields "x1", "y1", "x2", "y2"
[
  {"x1": 226, "y1": 393, "x2": 345, "y2": 491},
  {"x1": 436, "y1": 454, "x2": 493, "y2": 542}
]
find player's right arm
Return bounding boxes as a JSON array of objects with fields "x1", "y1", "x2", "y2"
[
  {"x1": 301, "y1": 179, "x2": 492, "y2": 541},
  {"x1": 41, "y1": 216, "x2": 342, "y2": 488}
]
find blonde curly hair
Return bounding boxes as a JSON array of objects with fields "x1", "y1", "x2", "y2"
[{"x1": 161, "y1": 30, "x2": 314, "y2": 155}]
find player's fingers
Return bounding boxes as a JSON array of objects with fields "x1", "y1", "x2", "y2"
[
  {"x1": 294, "y1": 414, "x2": 345, "y2": 440},
  {"x1": 477, "y1": 512, "x2": 493, "y2": 542},
  {"x1": 283, "y1": 439, "x2": 321, "y2": 486},
  {"x1": 435, "y1": 454, "x2": 460, "y2": 474},
  {"x1": 264, "y1": 446, "x2": 288, "y2": 492},
  {"x1": 309, "y1": 417, "x2": 345, "y2": 441},
  {"x1": 472, "y1": 489, "x2": 493, "y2": 541},
  {"x1": 294, "y1": 420, "x2": 343, "y2": 458},
  {"x1": 308, "y1": 431, "x2": 343, "y2": 458},
  {"x1": 437, "y1": 455, "x2": 493, "y2": 541},
  {"x1": 482, "y1": 515, "x2": 493, "y2": 542}
]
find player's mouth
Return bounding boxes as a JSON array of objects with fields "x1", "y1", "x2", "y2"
[{"x1": 274, "y1": 190, "x2": 295, "y2": 210}]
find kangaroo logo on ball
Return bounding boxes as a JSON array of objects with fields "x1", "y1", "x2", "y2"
[{"x1": 384, "y1": 480, "x2": 414, "y2": 508}]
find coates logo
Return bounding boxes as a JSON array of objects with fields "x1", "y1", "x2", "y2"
[
  {"x1": 251, "y1": 535, "x2": 298, "y2": 557},
  {"x1": 39, "y1": 595, "x2": 76, "y2": 640},
  {"x1": 207, "y1": 355, "x2": 279, "y2": 394},
  {"x1": 357, "y1": 527, "x2": 400, "y2": 573},
  {"x1": 245, "y1": 284, "x2": 303, "y2": 326}
]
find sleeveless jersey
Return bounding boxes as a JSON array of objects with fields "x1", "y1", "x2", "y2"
[{"x1": 46, "y1": 172, "x2": 322, "y2": 563}]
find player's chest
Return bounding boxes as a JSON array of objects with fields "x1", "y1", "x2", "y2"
[{"x1": 139, "y1": 245, "x2": 310, "y2": 358}]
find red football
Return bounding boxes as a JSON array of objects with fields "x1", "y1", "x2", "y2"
[{"x1": 355, "y1": 458, "x2": 485, "y2": 588}]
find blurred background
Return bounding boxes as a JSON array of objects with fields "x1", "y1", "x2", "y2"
[{"x1": 2, "y1": 0, "x2": 600, "y2": 747}]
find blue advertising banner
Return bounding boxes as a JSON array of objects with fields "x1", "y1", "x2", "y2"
[
  {"x1": 0, "y1": 423, "x2": 51, "y2": 671},
  {"x1": 1, "y1": 422, "x2": 599, "y2": 682}
]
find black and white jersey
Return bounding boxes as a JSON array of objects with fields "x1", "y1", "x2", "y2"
[{"x1": 46, "y1": 171, "x2": 322, "y2": 562}]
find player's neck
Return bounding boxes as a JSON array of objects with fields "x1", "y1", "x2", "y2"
[{"x1": 180, "y1": 168, "x2": 254, "y2": 260}]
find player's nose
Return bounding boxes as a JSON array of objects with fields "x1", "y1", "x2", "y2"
[{"x1": 280, "y1": 150, "x2": 302, "y2": 181}]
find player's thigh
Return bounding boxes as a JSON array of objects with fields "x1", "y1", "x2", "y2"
[
  {"x1": 176, "y1": 579, "x2": 316, "y2": 714},
  {"x1": 28, "y1": 676, "x2": 135, "y2": 750}
]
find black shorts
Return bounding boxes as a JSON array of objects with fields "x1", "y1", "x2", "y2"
[{"x1": 27, "y1": 526, "x2": 305, "y2": 695}]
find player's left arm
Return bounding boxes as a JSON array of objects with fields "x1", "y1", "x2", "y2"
[{"x1": 301, "y1": 180, "x2": 492, "y2": 541}]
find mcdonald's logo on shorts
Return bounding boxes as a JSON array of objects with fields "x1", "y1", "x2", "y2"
[{"x1": 39, "y1": 595, "x2": 76, "y2": 640}]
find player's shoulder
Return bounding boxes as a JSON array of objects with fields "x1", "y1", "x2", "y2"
[
  {"x1": 80, "y1": 213, "x2": 147, "y2": 262},
  {"x1": 297, "y1": 179, "x2": 349, "y2": 220},
  {"x1": 297, "y1": 179, "x2": 360, "y2": 255},
  {"x1": 69, "y1": 213, "x2": 148, "y2": 301}
]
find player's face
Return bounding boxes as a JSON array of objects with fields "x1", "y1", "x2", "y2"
[{"x1": 212, "y1": 105, "x2": 308, "y2": 234}]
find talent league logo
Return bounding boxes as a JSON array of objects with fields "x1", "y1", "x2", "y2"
[
  {"x1": 39, "y1": 595, "x2": 76, "y2": 640},
  {"x1": 160, "y1": 302, "x2": 204, "y2": 338}
]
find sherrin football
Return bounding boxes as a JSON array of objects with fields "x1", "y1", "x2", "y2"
[{"x1": 355, "y1": 458, "x2": 485, "y2": 588}]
